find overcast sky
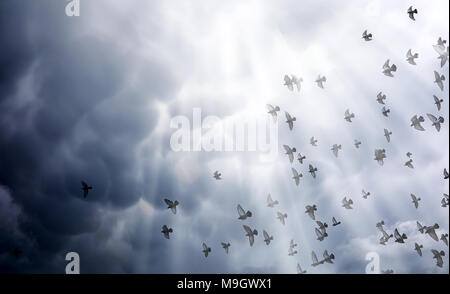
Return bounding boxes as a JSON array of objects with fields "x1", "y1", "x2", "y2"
[{"x1": 0, "y1": 0, "x2": 448, "y2": 273}]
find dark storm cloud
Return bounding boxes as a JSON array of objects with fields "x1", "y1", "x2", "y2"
[{"x1": 0, "y1": 0, "x2": 181, "y2": 273}]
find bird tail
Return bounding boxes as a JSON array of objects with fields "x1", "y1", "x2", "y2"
[
  {"x1": 168, "y1": 228, "x2": 173, "y2": 233},
  {"x1": 402, "y1": 234, "x2": 407, "y2": 239},
  {"x1": 413, "y1": 9, "x2": 417, "y2": 13},
  {"x1": 246, "y1": 211, "x2": 252, "y2": 218},
  {"x1": 253, "y1": 230, "x2": 258, "y2": 236},
  {"x1": 440, "y1": 251, "x2": 445, "y2": 256},
  {"x1": 269, "y1": 236, "x2": 273, "y2": 241},
  {"x1": 274, "y1": 201, "x2": 279, "y2": 205}
]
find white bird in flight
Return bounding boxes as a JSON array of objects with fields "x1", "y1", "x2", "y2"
[
  {"x1": 406, "y1": 49, "x2": 419, "y2": 65},
  {"x1": 237, "y1": 204, "x2": 252, "y2": 220},
  {"x1": 342, "y1": 197, "x2": 354, "y2": 209},
  {"x1": 426, "y1": 113, "x2": 444, "y2": 132},
  {"x1": 434, "y1": 71, "x2": 445, "y2": 91},
  {"x1": 283, "y1": 145, "x2": 297, "y2": 163},
  {"x1": 382, "y1": 59, "x2": 397, "y2": 77},
  {"x1": 405, "y1": 159, "x2": 414, "y2": 169},
  {"x1": 291, "y1": 167, "x2": 303, "y2": 186},
  {"x1": 376, "y1": 92, "x2": 386, "y2": 104},
  {"x1": 266, "y1": 104, "x2": 280, "y2": 122},
  {"x1": 285, "y1": 111, "x2": 296, "y2": 131},
  {"x1": 410, "y1": 115, "x2": 425, "y2": 131},
  {"x1": 315, "y1": 75, "x2": 327, "y2": 89},
  {"x1": 362, "y1": 29, "x2": 373, "y2": 41},
  {"x1": 384, "y1": 128, "x2": 392, "y2": 143},
  {"x1": 263, "y1": 230, "x2": 273, "y2": 245},
  {"x1": 267, "y1": 194, "x2": 279, "y2": 208},
  {"x1": 433, "y1": 95, "x2": 443, "y2": 111},
  {"x1": 243, "y1": 225, "x2": 258, "y2": 247},
  {"x1": 344, "y1": 109, "x2": 355, "y2": 122},
  {"x1": 374, "y1": 149, "x2": 386, "y2": 166},
  {"x1": 277, "y1": 212, "x2": 288, "y2": 225},
  {"x1": 331, "y1": 144, "x2": 342, "y2": 157},
  {"x1": 410, "y1": 194, "x2": 421, "y2": 208},
  {"x1": 164, "y1": 198, "x2": 179, "y2": 215}
]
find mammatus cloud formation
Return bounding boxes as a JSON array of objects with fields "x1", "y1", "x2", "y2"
[{"x1": 0, "y1": 0, "x2": 448, "y2": 273}]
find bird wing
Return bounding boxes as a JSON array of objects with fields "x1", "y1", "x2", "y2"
[
  {"x1": 267, "y1": 194, "x2": 273, "y2": 205},
  {"x1": 284, "y1": 75, "x2": 291, "y2": 84},
  {"x1": 394, "y1": 229, "x2": 401, "y2": 240},
  {"x1": 428, "y1": 229, "x2": 439, "y2": 241},
  {"x1": 383, "y1": 60, "x2": 390, "y2": 70},
  {"x1": 384, "y1": 129, "x2": 391, "y2": 142},
  {"x1": 440, "y1": 54, "x2": 448, "y2": 68},
  {"x1": 237, "y1": 204, "x2": 245, "y2": 217},
  {"x1": 266, "y1": 104, "x2": 275, "y2": 112},
  {"x1": 293, "y1": 171, "x2": 300, "y2": 186},
  {"x1": 413, "y1": 122, "x2": 425, "y2": 131},
  {"x1": 285, "y1": 111, "x2": 292, "y2": 121},
  {"x1": 287, "y1": 120, "x2": 293, "y2": 130},
  {"x1": 164, "y1": 199, "x2": 173, "y2": 206},
  {"x1": 263, "y1": 230, "x2": 269, "y2": 239},
  {"x1": 433, "y1": 96, "x2": 442, "y2": 111},
  {"x1": 332, "y1": 217, "x2": 337, "y2": 224},
  {"x1": 248, "y1": 233, "x2": 255, "y2": 246},
  {"x1": 315, "y1": 228, "x2": 323, "y2": 239},
  {"x1": 243, "y1": 225, "x2": 252, "y2": 235},
  {"x1": 311, "y1": 251, "x2": 319, "y2": 264},
  {"x1": 202, "y1": 243, "x2": 208, "y2": 250},
  {"x1": 407, "y1": 49, "x2": 412, "y2": 58},
  {"x1": 427, "y1": 113, "x2": 438, "y2": 123}
]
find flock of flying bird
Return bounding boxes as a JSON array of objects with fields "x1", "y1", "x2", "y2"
[
  {"x1": 69, "y1": 6, "x2": 450, "y2": 274},
  {"x1": 163, "y1": 6, "x2": 449, "y2": 274}
]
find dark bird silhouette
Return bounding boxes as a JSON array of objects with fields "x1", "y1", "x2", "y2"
[
  {"x1": 161, "y1": 225, "x2": 173, "y2": 239},
  {"x1": 81, "y1": 181, "x2": 92, "y2": 198},
  {"x1": 332, "y1": 217, "x2": 341, "y2": 226},
  {"x1": 407, "y1": 6, "x2": 418, "y2": 21}
]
